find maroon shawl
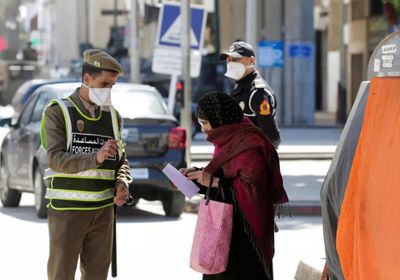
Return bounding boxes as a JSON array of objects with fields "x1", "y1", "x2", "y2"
[{"x1": 203, "y1": 118, "x2": 288, "y2": 267}]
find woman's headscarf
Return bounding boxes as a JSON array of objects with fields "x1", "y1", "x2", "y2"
[{"x1": 196, "y1": 92, "x2": 243, "y2": 128}]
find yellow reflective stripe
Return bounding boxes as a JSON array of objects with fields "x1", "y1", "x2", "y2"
[
  {"x1": 45, "y1": 175, "x2": 115, "y2": 181},
  {"x1": 110, "y1": 106, "x2": 123, "y2": 157},
  {"x1": 48, "y1": 202, "x2": 114, "y2": 211},
  {"x1": 41, "y1": 99, "x2": 71, "y2": 150},
  {"x1": 44, "y1": 168, "x2": 115, "y2": 180},
  {"x1": 110, "y1": 106, "x2": 119, "y2": 141},
  {"x1": 45, "y1": 188, "x2": 114, "y2": 201},
  {"x1": 67, "y1": 97, "x2": 102, "y2": 121},
  {"x1": 53, "y1": 99, "x2": 72, "y2": 151},
  {"x1": 40, "y1": 105, "x2": 49, "y2": 149}
]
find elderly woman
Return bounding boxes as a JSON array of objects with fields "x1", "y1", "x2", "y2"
[{"x1": 183, "y1": 92, "x2": 288, "y2": 280}]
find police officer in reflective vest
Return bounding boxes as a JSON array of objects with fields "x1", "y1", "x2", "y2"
[
  {"x1": 41, "y1": 49, "x2": 132, "y2": 280},
  {"x1": 220, "y1": 41, "x2": 281, "y2": 148}
]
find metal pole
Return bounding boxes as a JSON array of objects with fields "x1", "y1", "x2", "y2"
[
  {"x1": 181, "y1": 0, "x2": 192, "y2": 166},
  {"x1": 214, "y1": 0, "x2": 221, "y2": 54},
  {"x1": 130, "y1": 0, "x2": 140, "y2": 83},
  {"x1": 85, "y1": 0, "x2": 89, "y2": 42},
  {"x1": 246, "y1": 0, "x2": 257, "y2": 47},
  {"x1": 168, "y1": 75, "x2": 178, "y2": 115},
  {"x1": 111, "y1": 205, "x2": 117, "y2": 277},
  {"x1": 113, "y1": 0, "x2": 118, "y2": 27}
]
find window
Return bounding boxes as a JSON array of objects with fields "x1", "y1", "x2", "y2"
[
  {"x1": 370, "y1": 0, "x2": 384, "y2": 16},
  {"x1": 351, "y1": 0, "x2": 366, "y2": 20},
  {"x1": 19, "y1": 96, "x2": 37, "y2": 127},
  {"x1": 31, "y1": 92, "x2": 50, "y2": 123},
  {"x1": 111, "y1": 89, "x2": 167, "y2": 118}
]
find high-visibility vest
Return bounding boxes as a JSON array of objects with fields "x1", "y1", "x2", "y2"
[{"x1": 41, "y1": 97, "x2": 123, "y2": 210}]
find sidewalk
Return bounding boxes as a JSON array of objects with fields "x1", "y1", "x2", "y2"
[
  {"x1": 191, "y1": 126, "x2": 342, "y2": 160},
  {"x1": 186, "y1": 126, "x2": 343, "y2": 216}
]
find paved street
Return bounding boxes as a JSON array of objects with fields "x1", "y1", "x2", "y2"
[
  {"x1": 0, "y1": 195, "x2": 324, "y2": 280},
  {"x1": 0, "y1": 123, "x2": 333, "y2": 280}
]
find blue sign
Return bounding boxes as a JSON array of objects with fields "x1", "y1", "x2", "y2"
[
  {"x1": 156, "y1": 3, "x2": 207, "y2": 50},
  {"x1": 258, "y1": 41, "x2": 284, "y2": 68},
  {"x1": 288, "y1": 43, "x2": 313, "y2": 58}
]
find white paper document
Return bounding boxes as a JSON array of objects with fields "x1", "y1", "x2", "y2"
[{"x1": 162, "y1": 163, "x2": 200, "y2": 199}]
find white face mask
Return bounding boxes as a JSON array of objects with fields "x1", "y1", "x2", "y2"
[
  {"x1": 82, "y1": 84, "x2": 112, "y2": 106},
  {"x1": 225, "y1": 61, "x2": 254, "y2": 80}
]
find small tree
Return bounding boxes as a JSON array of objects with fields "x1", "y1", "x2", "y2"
[
  {"x1": 382, "y1": 0, "x2": 400, "y2": 11},
  {"x1": 381, "y1": 1, "x2": 400, "y2": 31}
]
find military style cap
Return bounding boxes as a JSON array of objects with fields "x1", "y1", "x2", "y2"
[
  {"x1": 219, "y1": 41, "x2": 255, "y2": 60},
  {"x1": 83, "y1": 49, "x2": 123, "y2": 75}
]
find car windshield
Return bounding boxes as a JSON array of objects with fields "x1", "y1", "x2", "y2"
[{"x1": 111, "y1": 89, "x2": 167, "y2": 118}]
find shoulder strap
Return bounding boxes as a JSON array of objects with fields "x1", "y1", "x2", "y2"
[
  {"x1": 41, "y1": 99, "x2": 72, "y2": 151},
  {"x1": 109, "y1": 105, "x2": 123, "y2": 159}
]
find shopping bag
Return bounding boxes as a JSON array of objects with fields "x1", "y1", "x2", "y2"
[{"x1": 190, "y1": 179, "x2": 233, "y2": 274}]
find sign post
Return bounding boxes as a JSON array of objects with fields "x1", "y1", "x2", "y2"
[
  {"x1": 152, "y1": 3, "x2": 207, "y2": 165},
  {"x1": 152, "y1": 3, "x2": 207, "y2": 77},
  {"x1": 181, "y1": 0, "x2": 192, "y2": 166}
]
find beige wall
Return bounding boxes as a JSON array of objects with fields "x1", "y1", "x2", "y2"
[
  {"x1": 53, "y1": 0, "x2": 78, "y2": 66},
  {"x1": 89, "y1": 0, "x2": 129, "y2": 49},
  {"x1": 40, "y1": 0, "x2": 129, "y2": 66},
  {"x1": 328, "y1": 0, "x2": 342, "y2": 51},
  {"x1": 218, "y1": 0, "x2": 246, "y2": 50},
  {"x1": 346, "y1": 2, "x2": 368, "y2": 112},
  {"x1": 348, "y1": 19, "x2": 367, "y2": 54}
]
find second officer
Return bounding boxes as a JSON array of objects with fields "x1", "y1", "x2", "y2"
[{"x1": 220, "y1": 41, "x2": 281, "y2": 148}]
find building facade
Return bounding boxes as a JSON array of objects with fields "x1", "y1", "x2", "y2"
[
  {"x1": 327, "y1": 0, "x2": 391, "y2": 116},
  {"x1": 22, "y1": 0, "x2": 369, "y2": 126}
]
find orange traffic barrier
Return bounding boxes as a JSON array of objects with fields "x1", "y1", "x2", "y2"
[{"x1": 337, "y1": 77, "x2": 400, "y2": 279}]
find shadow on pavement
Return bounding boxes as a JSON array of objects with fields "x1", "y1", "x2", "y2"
[
  {"x1": 283, "y1": 175, "x2": 325, "y2": 188},
  {"x1": 0, "y1": 204, "x2": 180, "y2": 224},
  {"x1": 116, "y1": 205, "x2": 180, "y2": 223},
  {"x1": 276, "y1": 216, "x2": 322, "y2": 231},
  {"x1": 0, "y1": 205, "x2": 47, "y2": 223}
]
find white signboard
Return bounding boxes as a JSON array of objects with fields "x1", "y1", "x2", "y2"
[
  {"x1": 152, "y1": 3, "x2": 207, "y2": 77},
  {"x1": 152, "y1": 48, "x2": 202, "y2": 77}
]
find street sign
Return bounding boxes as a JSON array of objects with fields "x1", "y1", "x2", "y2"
[
  {"x1": 155, "y1": 3, "x2": 207, "y2": 50},
  {"x1": 152, "y1": 47, "x2": 202, "y2": 77},
  {"x1": 152, "y1": 3, "x2": 207, "y2": 77},
  {"x1": 258, "y1": 41, "x2": 284, "y2": 68},
  {"x1": 288, "y1": 43, "x2": 314, "y2": 58}
]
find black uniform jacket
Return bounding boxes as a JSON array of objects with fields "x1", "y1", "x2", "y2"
[{"x1": 231, "y1": 70, "x2": 281, "y2": 147}]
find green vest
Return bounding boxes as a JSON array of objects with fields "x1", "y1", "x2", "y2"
[{"x1": 41, "y1": 97, "x2": 123, "y2": 210}]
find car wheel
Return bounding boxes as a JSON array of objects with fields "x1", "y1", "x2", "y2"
[
  {"x1": 162, "y1": 191, "x2": 185, "y2": 217},
  {"x1": 34, "y1": 167, "x2": 48, "y2": 218},
  {"x1": 0, "y1": 154, "x2": 21, "y2": 207}
]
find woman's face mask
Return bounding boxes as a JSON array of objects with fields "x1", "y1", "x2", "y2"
[
  {"x1": 224, "y1": 61, "x2": 254, "y2": 80},
  {"x1": 82, "y1": 83, "x2": 112, "y2": 106}
]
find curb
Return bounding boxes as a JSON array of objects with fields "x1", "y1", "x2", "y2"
[
  {"x1": 184, "y1": 199, "x2": 321, "y2": 216},
  {"x1": 191, "y1": 152, "x2": 335, "y2": 161},
  {"x1": 289, "y1": 201, "x2": 321, "y2": 216}
]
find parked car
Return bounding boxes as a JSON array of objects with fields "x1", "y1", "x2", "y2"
[
  {"x1": 163, "y1": 97, "x2": 201, "y2": 138},
  {"x1": 68, "y1": 60, "x2": 202, "y2": 137},
  {"x1": 0, "y1": 82, "x2": 187, "y2": 218},
  {"x1": 10, "y1": 78, "x2": 78, "y2": 115}
]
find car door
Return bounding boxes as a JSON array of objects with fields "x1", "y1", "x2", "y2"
[
  {"x1": 8, "y1": 91, "x2": 50, "y2": 188},
  {"x1": 7, "y1": 94, "x2": 37, "y2": 187}
]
